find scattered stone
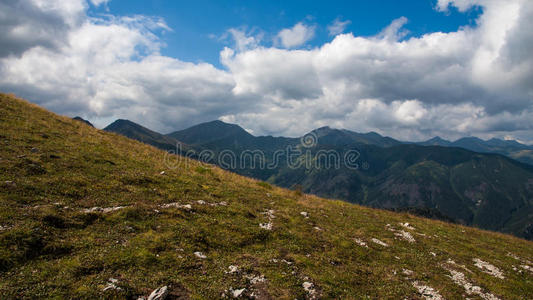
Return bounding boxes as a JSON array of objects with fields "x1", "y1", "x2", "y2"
[
  {"x1": 147, "y1": 286, "x2": 168, "y2": 300},
  {"x1": 302, "y1": 281, "x2": 316, "y2": 296},
  {"x1": 245, "y1": 274, "x2": 266, "y2": 284},
  {"x1": 83, "y1": 206, "x2": 126, "y2": 213},
  {"x1": 521, "y1": 265, "x2": 533, "y2": 274},
  {"x1": 354, "y1": 238, "x2": 368, "y2": 248},
  {"x1": 399, "y1": 222, "x2": 415, "y2": 230},
  {"x1": 269, "y1": 258, "x2": 293, "y2": 265},
  {"x1": 300, "y1": 211, "x2": 309, "y2": 218},
  {"x1": 394, "y1": 230, "x2": 416, "y2": 243},
  {"x1": 230, "y1": 288, "x2": 246, "y2": 298},
  {"x1": 218, "y1": 201, "x2": 228, "y2": 206},
  {"x1": 473, "y1": 258, "x2": 504, "y2": 279},
  {"x1": 197, "y1": 200, "x2": 206, "y2": 205},
  {"x1": 313, "y1": 226, "x2": 322, "y2": 231},
  {"x1": 30, "y1": 147, "x2": 39, "y2": 153},
  {"x1": 371, "y1": 238, "x2": 388, "y2": 247},
  {"x1": 259, "y1": 222, "x2": 273, "y2": 230},
  {"x1": 412, "y1": 281, "x2": 444, "y2": 300},
  {"x1": 387, "y1": 225, "x2": 416, "y2": 243},
  {"x1": 507, "y1": 253, "x2": 533, "y2": 274},
  {"x1": 159, "y1": 171, "x2": 165, "y2": 175},
  {"x1": 261, "y1": 209, "x2": 276, "y2": 219},
  {"x1": 160, "y1": 203, "x2": 192, "y2": 210},
  {"x1": 402, "y1": 269, "x2": 413, "y2": 276},
  {"x1": 226, "y1": 265, "x2": 239, "y2": 274},
  {"x1": 194, "y1": 251, "x2": 207, "y2": 259},
  {"x1": 443, "y1": 265, "x2": 500, "y2": 300},
  {"x1": 430, "y1": 252, "x2": 437, "y2": 257},
  {"x1": 102, "y1": 278, "x2": 122, "y2": 292}
]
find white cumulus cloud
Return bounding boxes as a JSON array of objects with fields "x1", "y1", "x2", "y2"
[
  {"x1": 275, "y1": 22, "x2": 315, "y2": 48},
  {"x1": 327, "y1": 18, "x2": 351, "y2": 36}
]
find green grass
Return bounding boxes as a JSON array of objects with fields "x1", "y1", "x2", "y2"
[{"x1": 1, "y1": 92, "x2": 532, "y2": 299}]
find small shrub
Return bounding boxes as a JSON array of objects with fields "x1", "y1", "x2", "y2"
[
  {"x1": 293, "y1": 184, "x2": 303, "y2": 197},
  {"x1": 256, "y1": 181, "x2": 272, "y2": 190}
]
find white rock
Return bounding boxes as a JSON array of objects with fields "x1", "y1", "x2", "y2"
[
  {"x1": 159, "y1": 171, "x2": 165, "y2": 175},
  {"x1": 394, "y1": 230, "x2": 416, "y2": 243},
  {"x1": 443, "y1": 266, "x2": 500, "y2": 300},
  {"x1": 194, "y1": 251, "x2": 207, "y2": 259},
  {"x1": 245, "y1": 274, "x2": 266, "y2": 284},
  {"x1": 371, "y1": 238, "x2": 388, "y2": 247},
  {"x1": 231, "y1": 288, "x2": 246, "y2": 298},
  {"x1": 399, "y1": 222, "x2": 415, "y2": 230},
  {"x1": 473, "y1": 258, "x2": 504, "y2": 279},
  {"x1": 148, "y1": 286, "x2": 168, "y2": 300},
  {"x1": 102, "y1": 278, "x2": 122, "y2": 292},
  {"x1": 412, "y1": 281, "x2": 444, "y2": 300},
  {"x1": 262, "y1": 209, "x2": 276, "y2": 219},
  {"x1": 402, "y1": 269, "x2": 413, "y2": 276},
  {"x1": 300, "y1": 211, "x2": 309, "y2": 218},
  {"x1": 260, "y1": 222, "x2": 273, "y2": 230},
  {"x1": 83, "y1": 206, "x2": 126, "y2": 213},
  {"x1": 313, "y1": 226, "x2": 322, "y2": 231},
  {"x1": 160, "y1": 203, "x2": 191, "y2": 210},
  {"x1": 302, "y1": 281, "x2": 315, "y2": 295},
  {"x1": 521, "y1": 265, "x2": 533, "y2": 274},
  {"x1": 354, "y1": 238, "x2": 368, "y2": 248},
  {"x1": 226, "y1": 265, "x2": 239, "y2": 274}
]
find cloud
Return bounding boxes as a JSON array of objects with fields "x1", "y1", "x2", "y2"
[
  {"x1": 224, "y1": 28, "x2": 262, "y2": 52},
  {"x1": 436, "y1": 0, "x2": 480, "y2": 12},
  {"x1": 0, "y1": 0, "x2": 532, "y2": 143},
  {"x1": 275, "y1": 22, "x2": 315, "y2": 48},
  {"x1": 376, "y1": 16, "x2": 409, "y2": 41},
  {"x1": 90, "y1": 0, "x2": 109, "y2": 7},
  {"x1": 0, "y1": 0, "x2": 85, "y2": 57},
  {"x1": 327, "y1": 18, "x2": 351, "y2": 36}
]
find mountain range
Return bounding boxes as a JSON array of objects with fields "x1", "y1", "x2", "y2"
[
  {"x1": 417, "y1": 136, "x2": 533, "y2": 165},
  {"x1": 103, "y1": 119, "x2": 533, "y2": 240}
]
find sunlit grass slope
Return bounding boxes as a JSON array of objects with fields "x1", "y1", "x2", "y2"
[{"x1": 0, "y1": 93, "x2": 532, "y2": 299}]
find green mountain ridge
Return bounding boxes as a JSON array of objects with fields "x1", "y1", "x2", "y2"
[{"x1": 417, "y1": 136, "x2": 533, "y2": 165}]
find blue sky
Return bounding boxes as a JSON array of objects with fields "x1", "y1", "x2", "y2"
[{"x1": 92, "y1": 0, "x2": 481, "y2": 67}]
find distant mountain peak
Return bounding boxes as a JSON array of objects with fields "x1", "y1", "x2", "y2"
[
  {"x1": 167, "y1": 119, "x2": 253, "y2": 145},
  {"x1": 72, "y1": 116, "x2": 93, "y2": 127}
]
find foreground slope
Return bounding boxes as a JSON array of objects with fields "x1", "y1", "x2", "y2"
[{"x1": 1, "y1": 93, "x2": 532, "y2": 299}]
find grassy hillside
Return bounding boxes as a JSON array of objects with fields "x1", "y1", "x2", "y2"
[{"x1": 1, "y1": 92, "x2": 532, "y2": 299}]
